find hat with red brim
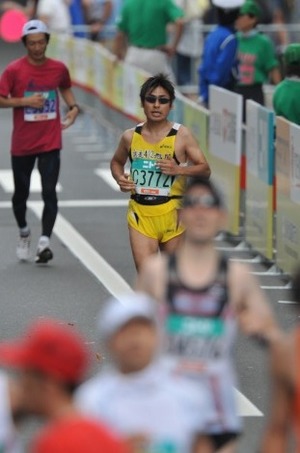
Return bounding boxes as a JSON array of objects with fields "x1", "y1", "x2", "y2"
[{"x1": 0, "y1": 319, "x2": 89, "y2": 384}]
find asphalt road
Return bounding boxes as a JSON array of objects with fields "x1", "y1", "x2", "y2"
[{"x1": 0, "y1": 40, "x2": 299, "y2": 452}]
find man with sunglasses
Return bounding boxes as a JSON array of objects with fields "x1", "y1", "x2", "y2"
[
  {"x1": 110, "y1": 73, "x2": 210, "y2": 272},
  {"x1": 136, "y1": 176, "x2": 280, "y2": 452}
]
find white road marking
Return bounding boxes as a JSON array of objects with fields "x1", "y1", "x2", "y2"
[
  {"x1": 235, "y1": 389, "x2": 263, "y2": 416},
  {"x1": 94, "y1": 168, "x2": 120, "y2": 191},
  {"x1": 58, "y1": 199, "x2": 128, "y2": 207},
  {"x1": 261, "y1": 283, "x2": 292, "y2": 290},
  {"x1": 0, "y1": 202, "x2": 11, "y2": 208},
  {"x1": 28, "y1": 201, "x2": 133, "y2": 299},
  {"x1": 0, "y1": 199, "x2": 128, "y2": 209},
  {"x1": 0, "y1": 170, "x2": 62, "y2": 193},
  {"x1": 230, "y1": 256, "x2": 262, "y2": 263},
  {"x1": 278, "y1": 300, "x2": 298, "y2": 304}
]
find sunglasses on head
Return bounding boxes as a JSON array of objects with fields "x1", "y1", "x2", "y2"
[
  {"x1": 145, "y1": 95, "x2": 171, "y2": 105},
  {"x1": 182, "y1": 194, "x2": 220, "y2": 209}
]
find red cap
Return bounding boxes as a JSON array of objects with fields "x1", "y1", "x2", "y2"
[
  {"x1": 32, "y1": 418, "x2": 129, "y2": 453},
  {"x1": 0, "y1": 319, "x2": 89, "y2": 384}
]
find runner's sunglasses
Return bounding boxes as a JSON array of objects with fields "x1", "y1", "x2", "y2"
[
  {"x1": 145, "y1": 95, "x2": 171, "y2": 104},
  {"x1": 182, "y1": 194, "x2": 220, "y2": 209}
]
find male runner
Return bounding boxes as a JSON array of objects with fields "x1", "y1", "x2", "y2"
[
  {"x1": 110, "y1": 73, "x2": 210, "y2": 271},
  {"x1": 136, "y1": 176, "x2": 280, "y2": 452},
  {"x1": 0, "y1": 19, "x2": 79, "y2": 263}
]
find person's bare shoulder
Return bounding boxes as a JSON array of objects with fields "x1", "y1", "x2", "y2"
[
  {"x1": 227, "y1": 260, "x2": 255, "y2": 294},
  {"x1": 121, "y1": 127, "x2": 135, "y2": 147},
  {"x1": 174, "y1": 124, "x2": 202, "y2": 159},
  {"x1": 176, "y1": 124, "x2": 192, "y2": 140}
]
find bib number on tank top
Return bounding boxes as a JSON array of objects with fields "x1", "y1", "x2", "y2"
[
  {"x1": 165, "y1": 314, "x2": 225, "y2": 361},
  {"x1": 146, "y1": 441, "x2": 178, "y2": 453},
  {"x1": 24, "y1": 90, "x2": 57, "y2": 121},
  {"x1": 131, "y1": 159, "x2": 174, "y2": 196}
]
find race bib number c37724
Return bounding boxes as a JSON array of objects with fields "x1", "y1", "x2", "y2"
[{"x1": 131, "y1": 159, "x2": 174, "y2": 197}]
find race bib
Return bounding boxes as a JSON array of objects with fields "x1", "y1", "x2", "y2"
[
  {"x1": 24, "y1": 90, "x2": 57, "y2": 121},
  {"x1": 131, "y1": 159, "x2": 174, "y2": 197},
  {"x1": 146, "y1": 441, "x2": 178, "y2": 453},
  {"x1": 165, "y1": 314, "x2": 225, "y2": 361}
]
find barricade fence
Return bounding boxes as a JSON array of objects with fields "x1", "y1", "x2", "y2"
[
  {"x1": 58, "y1": 21, "x2": 300, "y2": 89},
  {"x1": 48, "y1": 34, "x2": 300, "y2": 277}
]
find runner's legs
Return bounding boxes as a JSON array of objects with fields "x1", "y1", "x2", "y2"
[{"x1": 129, "y1": 226, "x2": 159, "y2": 272}]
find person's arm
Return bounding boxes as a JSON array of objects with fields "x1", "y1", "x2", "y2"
[
  {"x1": 0, "y1": 93, "x2": 45, "y2": 109},
  {"x1": 270, "y1": 67, "x2": 282, "y2": 85},
  {"x1": 110, "y1": 130, "x2": 136, "y2": 192},
  {"x1": 89, "y1": 0, "x2": 113, "y2": 36},
  {"x1": 198, "y1": 49, "x2": 209, "y2": 105},
  {"x1": 263, "y1": 37, "x2": 282, "y2": 85},
  {"x1": 156, "y1": 126, "x2": 211, "y2": 179},
  {"x1": 260, "y1": 333, "x2": 294, "y2": 453},
  {"x1": 272, "y1": 8, "x2": 289, "y2": 50},
  {"x1": 58, "y1": 87, "x2": 79, "y2": 128},
  {"x1": 100, "y1": 0, "x2": 112, "y2": 23},
  {"x1": 80, "y1": 0, "x2": 92, "y2": 23},
  {"x1": 209, "y1": 34, "x2": 237, "y2": 87},
  {"x1": 113, "y1": 30, "x2": 128, "y2": 60},
  {"x1": 231, "y1": 261, "x2": 280, "y2": 343},
  {"x1": 162, "y1": 18, "x2": 185, "y2": 57}
]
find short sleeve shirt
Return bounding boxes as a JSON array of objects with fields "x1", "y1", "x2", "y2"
[
  {"x1": 0, "y1": 56, "x2": 71, "y2": 156},
  {"x1": 117, "y1": 0, "x2": 184, "y2": 48},
  {"x1": 237, "y1": 32, "x2": 279, "y2": 85}
]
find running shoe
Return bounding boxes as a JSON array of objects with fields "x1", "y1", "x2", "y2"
[
  {"x1": 16, "y1": 233, "x2": 31, "y2": 261},
  {"x1": 35, "y1": 246, "x2": 53, "y2": 264}
]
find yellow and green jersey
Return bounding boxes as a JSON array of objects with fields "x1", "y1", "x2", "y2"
[{"x1": 129, "y1": 122, "x2": 186, "y2": 216}]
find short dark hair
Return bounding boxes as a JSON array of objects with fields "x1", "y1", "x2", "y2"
[
  {"x1": 216, "y1": 6, "x2": 240, "y2": 25},
  {"x1": 22, "y1": 33, "x2": 50, "y2": 46},
  {"x1": 140, "y1": 73, "x2": 175, "y2": 105},
  {"x1": 285, "y1": 64, "x2": 300, "y2": 77}
]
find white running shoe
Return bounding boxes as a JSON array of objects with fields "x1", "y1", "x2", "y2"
[{"x1": 16, "y1": 234, "x2": 31, "y2": 261}]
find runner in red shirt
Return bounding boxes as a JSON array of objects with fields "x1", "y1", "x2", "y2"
[{"x1": 0, "y1": 19, "x2": 80, "y2": 264}]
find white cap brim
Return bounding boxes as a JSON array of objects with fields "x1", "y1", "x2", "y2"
[
  {"x1": 97, "y1": 292, "x2": 158, "y2": 339},
  {"x1": 22, "y1": 20, "x2": 49, "y2": 37},
  {"x1": 212, "y1": 0, "x2": 245, "y2": 8}
]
